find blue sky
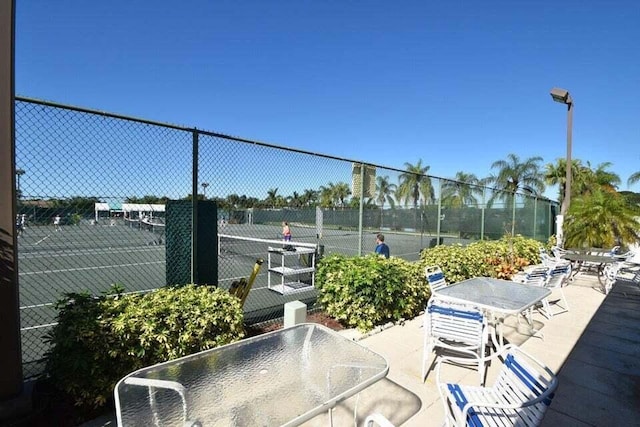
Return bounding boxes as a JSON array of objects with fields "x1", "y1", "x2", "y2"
[{"x1": 15, "y1": 1, "x2": 640, "y2": 200}]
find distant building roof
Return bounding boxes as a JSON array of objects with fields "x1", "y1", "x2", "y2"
[{"x1": 95, "y1": 202, "x2": 165, "y2": 212}]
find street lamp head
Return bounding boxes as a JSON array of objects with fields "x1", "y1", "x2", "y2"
[{"x1": 550, "y1": 87, "x2": 572, "y2": 105}]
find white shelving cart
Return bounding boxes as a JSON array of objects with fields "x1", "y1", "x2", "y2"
[{"x1": 267, "y1": 246, "x2": 316, "y2": 295}]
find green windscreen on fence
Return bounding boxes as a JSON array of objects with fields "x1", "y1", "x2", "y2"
[{"x1": 166, "y1": 200, "x2": 218, "y2": 286}]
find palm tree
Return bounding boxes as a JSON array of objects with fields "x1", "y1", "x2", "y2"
[
  {"x1": 564, "y1": 161, "x2": 621, "y2": 200},
  {"x1": 396, "y1": 160, "x2": 433, "y2": 208},
  {"x1": 488, "y1": 154, "x2": 545, "y2": 195},
  {"x1": 396, "y1": 160, "x2": 433, "y2": 231},
  {"x1": 301, "y1": 189, "x2": 318, "y2": 207},
  {"x1": 226, "y1": 193, "x2": 241, "y2": 209},
  {"x1": 333, "y1": 182, "x2": 351, "y2": 209},
  {"x1": 319, "y1": 183, "x2": 335, "y2": 208},
  {"x1": 544, "y1": 159, "x2": 583, "y2": 207},
  {"x1": 628, "y1": 171, "x2": 640, "y2": 187},
  {"x1": 287, "y1": 191, "x2": 302, "y2": 208},
  {"x1": 265, "y1": 188, "x2": 279, "y2": 208},
  {"x1": 375, "y1": 175, "x2": 396, "y2": 228},
  {"x1": 565, "y1": 188, "x2": 640, "y2": 248},
  {"x1": 487, "y1": 154, "x2": 545, "y2": 234},
  {"x1": 441, "y1": 172, "x2": 482, "y2": 208},
  {"x1": 589, "y1": 162, "x2": 621, "y2": 193}
]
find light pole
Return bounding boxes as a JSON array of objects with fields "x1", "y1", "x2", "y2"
[
  {"x1": 15, "y1": 169, "x2": 25, "y2": 199},
  {"x1": 550, "y1": 87, "x2": 573, "y2": 247},
  {"x1": 201, "y1": 182, "x2": 209, "y2": 199}
]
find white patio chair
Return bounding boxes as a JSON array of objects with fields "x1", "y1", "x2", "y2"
[
  {"x1": 539, "y1": 251, "x2": 557, "y2": 267},
  {"x1": 540, "y1": 247, "x2": 571, "y2": 269},
  {"x1": 602, "y1": 261, "x2": 627, "y2": 294},
  {"x1": 550, "y1": 245, "x2": 567, "y2": 259},
  {"x1": 541, "y1": 262, "x2": 571, "y2": 318},
  {"x1": 437, "y1": 344, "x2": 558, "y2": 427},
  {"x1": 539, "y1": 247, "x2": 557, "y2": 265},
  {"x1": 422, "y1": 298, "x2": 489, "y2": 384},
  {"x1": 518, "y1": 265, "x2": 549, "y2": 286},
  {"x1": 426, "y1": 265, "x2": 448, "y2": 294},
  {"x1": 514, "y1": 265, "x2": 550, "y2": 326}
]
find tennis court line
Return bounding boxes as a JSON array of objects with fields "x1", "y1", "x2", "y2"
[
  {"x1": 22, "y1": 322, "x2": 57, "y2": 331},
  {"x1": 19, "y1": 246, "x2": 163, "y2": 259},
  {"x1": 20, "y1": 261, "x2": 164, "y2": 276},
  {"x1": 20, "y1": 302, "x2": 54, "y2": 310},
  {"x1": 34, "y1": 235, "x2": 51, "y2": 245},
  {"x1": 19, "y1": 287, "x2": 163, "y2": 312}
]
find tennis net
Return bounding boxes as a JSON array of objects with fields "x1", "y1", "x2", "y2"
[
  {"x1": 218, "y1": 234, "x2": 317, "y2": 261},
  {"x1": 124, "y1": 217, "x2": 166, "y2": 245}
]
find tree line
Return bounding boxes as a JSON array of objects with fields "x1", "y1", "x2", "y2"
[{"x1": 19, "y1": 153, "x2": 640, "y2": 248}]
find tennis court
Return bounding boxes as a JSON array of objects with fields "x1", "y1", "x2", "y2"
[{"x1": 17, "y1": 218, "x2": 456, "y2": 377}]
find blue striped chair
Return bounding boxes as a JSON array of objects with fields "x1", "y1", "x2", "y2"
[
  {"x1": 422, "y1": 298, "x2": 488, "y2": 384},
  {"x1": 514, "y1": 265, "x2": 550, "y2": 328},
  {"x1": 425, "y1": 265, "x2": 448, "y2": 294},
  {"x1": 542, "y1": 263, "x2": 571, "y2": 318},
  {"x1": 437, "y1": 344, "x2": 558, "y2": 427}
]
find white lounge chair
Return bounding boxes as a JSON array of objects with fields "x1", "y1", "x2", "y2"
[
  {"x1": 437, "y1": 344, "x2": 558, "y2": 427},
  {"x1": 540, "y1": 247, "x2": 571, "y2": 269},
  {"x1": 550, "y1": 245, "x2": 567, "y2": 259},
  {"x1": 422, "y1": 298, "x2": 489, "y2": 384}
]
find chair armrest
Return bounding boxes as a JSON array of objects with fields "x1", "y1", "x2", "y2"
[
  {"x1": 436, "y1": 344, "x2": 556, "y2": 384},
  {"x1": 437, "y1": 344, "x2": 559, "y2": 425},
  {"x1": 454, "y1": 378, "x2": 558, "y2": 425},
  {"x1": 364, "y1": 413, "x2": 395, "y2": 427}
]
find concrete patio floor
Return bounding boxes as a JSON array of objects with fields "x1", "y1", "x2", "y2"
[
  {"x1": 84, "y1": 270, "x2": 640, "y2": 426},
  {"x1": 337, "y1": 271, "x2": 640, "y2": 427}
]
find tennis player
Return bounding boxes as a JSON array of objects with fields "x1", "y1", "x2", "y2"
[{"x1": 282, "y1": 221, "x2": 292, "y2": 242}]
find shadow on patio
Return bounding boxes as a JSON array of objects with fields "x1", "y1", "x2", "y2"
[
  {"x1": 343, "y1": 271, "x2": 640, "y2": 426},
  {"x1": 540, "y1": 274, "x2": 640, "y2": 426}
]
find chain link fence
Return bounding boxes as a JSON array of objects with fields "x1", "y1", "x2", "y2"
[{"x1": 14, "y1": 96, "x2": 558, "y2": 378}]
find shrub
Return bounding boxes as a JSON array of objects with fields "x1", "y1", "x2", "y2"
[
  {"x1": 420, "y1": 235, "x2": 543, "y2": 281},
  {"x1": 420, "y1": 244, "x2": 492, "y2": 283},
  {"x1": 44, "y1": 284, "x2": 244, "y2": 410},
  {"x1": 315, "y1": 254, "x2": 430, "y2": 332}
]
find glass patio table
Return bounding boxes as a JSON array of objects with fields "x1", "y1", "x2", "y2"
[
  {"x1": 434, "y1": 277, "x2": 551, "y2": 348},
  {"x1": 561, "y1": 251, "x2": 615, "y2": 285},
  {"x1": 114, "y1": 323, "x2": 389, "y2": 427}
]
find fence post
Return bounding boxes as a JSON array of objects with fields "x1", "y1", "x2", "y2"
[
  {"x1": 436, "y1": 179, "x2": 442, "y2": 244},
  {"x1": 0, "y1": 0, "x2": 23, "y2": 398},
  {"x1": 357, "y1": 163, "x2": 364, "y2": 256},
  {"x1": 480, "y1": 187, "x2": 486, "y2": 240},
  {"x1": 511, "y1": 193, "x2": 516, "y2": 236},
  {"x1": 547, "y1": 203, "x2": 558, "y2": 239},
  {"x1": 191, "y1": 129, "x2": 199, "y2": 284},
  {"x1": 533, "y1": 197, "x2": 538, "y2": 240}
]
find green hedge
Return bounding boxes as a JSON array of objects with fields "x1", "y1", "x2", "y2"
[
  {"x1": 315, "y1": 235, "x2": 544, "y2": 332},
  {"x1": 420, "y1": 235, "x2": 543, "y2": 282},
  {"x1": 315, "y1": 254, "x2": 430, "y2": 332},
  {"x1": 44, "y1": 284, "x2": 245, "y2": 410}
]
